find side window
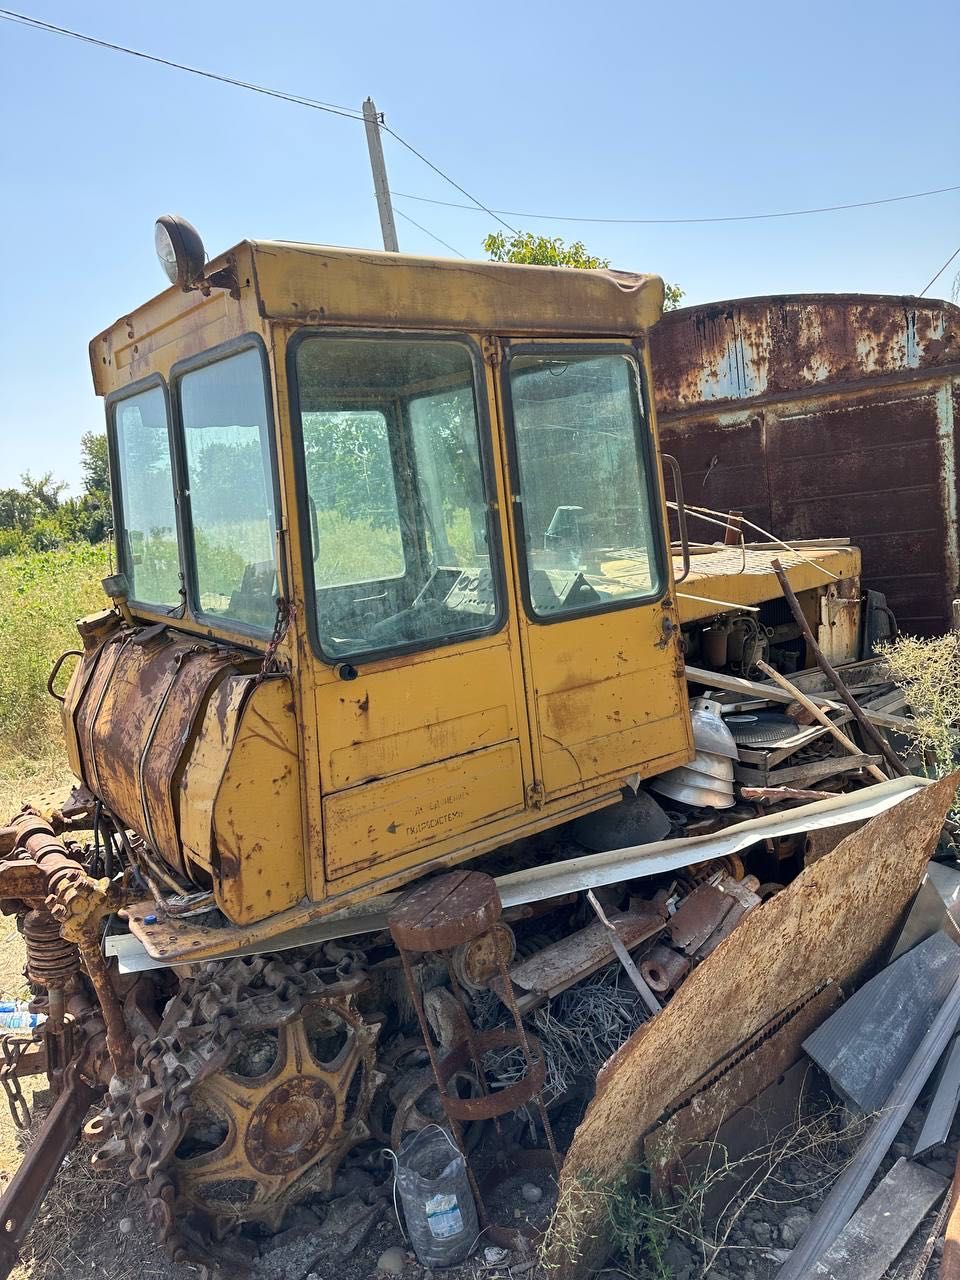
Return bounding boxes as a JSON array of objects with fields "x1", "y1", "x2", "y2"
[
  {"x1": 178, "y1": 347, "x2": 278, "y2": 631},
  {"x1": 113, "y1": 385, "x2": 182, "y2": 608},
  {"x1": 506, "y1": 351, "x2": 663, "y2": 619}
]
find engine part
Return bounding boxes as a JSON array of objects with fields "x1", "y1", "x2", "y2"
[
  {"x1": 639, "y1": 946, "x2": 690, "y2": 994},
  {"x1": 450, "y1": 924, "x2": 516, "y2": 992},
  {"x1": 389, "y1": 870, "x2": 560, "y2": 1243},
  {"x1": 96, "y1": 952, "x2": 383, "y2": 1260},
  {"x1": 23, "y1": 908, "x2": 80, "y2": 990}
]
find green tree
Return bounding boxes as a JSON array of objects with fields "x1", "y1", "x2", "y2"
[
  {"x1": 80, "y1": 432, "x2": 110, "y2": 497},
  {"x1": 20, "y1": 471, "x2": 66, "y2": 514},
  {"x1": 483, "y1": 230, "x2": 684, "y2": 309}
]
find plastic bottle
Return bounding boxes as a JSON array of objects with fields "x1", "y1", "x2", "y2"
[
  {"x1": 0, "y1": 1001, "x2": 44, "y2": 1031},
  {"x1": 389, "y1": 1126, "x2": 478, "y2": 1266}
]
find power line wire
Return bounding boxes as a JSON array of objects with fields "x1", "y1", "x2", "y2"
[
  {"x1": 919, "y1": 243, "x2": 960, "y2": 298},
  {"x1": 394, "y1": 208, "x2": 465, "y2": 258},
  {"x1": 0, "y1": 8, "x2": 366, "y2": 119},
  {"x1": 0, "y1": 7, "x2": 516, "y2": 235},
  {"x1": 391, "y1": 183, "x2": 960, "y2": 227},
  {"x1": 382, "y1": 128, "x2": 519, "y2": 236},
  {"x1": 4, "y1": 7, "x2": 954, "y2": 243}
]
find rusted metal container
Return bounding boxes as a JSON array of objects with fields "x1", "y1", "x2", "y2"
[{"x1": 651, "y1": 295, "x2": 960, "y2": 635}]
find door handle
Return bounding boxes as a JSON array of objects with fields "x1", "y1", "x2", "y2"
[{"x1": 662, "y1": 453, "x2": 690, "y2": 584}]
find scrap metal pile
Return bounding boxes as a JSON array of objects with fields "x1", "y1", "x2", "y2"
[{"x1": 0, "y1": 564, "x2": 949, "y2": 1275}]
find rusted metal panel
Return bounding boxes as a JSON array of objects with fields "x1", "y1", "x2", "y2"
[
  {"x1": 545, "y1": 772, "x2": 959, "y2": 1280},
  {"x1": 652, "y1": 296, "x2": 960, "y2": 634}
]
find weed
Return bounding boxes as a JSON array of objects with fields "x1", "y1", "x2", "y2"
[
  {"x1": 0, "y1": 542, "x2": 108, "y2": 816},
  {"x1": 880, "y1": 632, "x2": 960, "y2": 781}
]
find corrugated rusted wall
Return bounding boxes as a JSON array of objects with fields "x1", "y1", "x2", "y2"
[{"x1": 651, "y1": 295, "x2": 960, "y2": 635}]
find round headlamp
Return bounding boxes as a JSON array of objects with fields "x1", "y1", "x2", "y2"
[{"x1": 154, "y1": 214, "x2": 206, "y2": 290}]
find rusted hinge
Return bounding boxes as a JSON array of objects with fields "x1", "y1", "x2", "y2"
[
  {"x1": 527, "y1": 781, "x2": 546, "y2": 810},
  {"x1": 481, "y1": 336, "x2": 502, "y2": 368}
]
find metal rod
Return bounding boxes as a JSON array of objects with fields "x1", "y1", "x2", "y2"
[
  {"x1": 586, "y1": 892, "x2": 661, "y2": 1016},
  {"x1": 362, "y1": 97, "x2": 399, "y2": 252},
  {"x1": 771, "y1": 558, "x2": 908, "y2": 776},
  {"x1": 755, "y1": 661, "x2": 888, "y2": 783}
]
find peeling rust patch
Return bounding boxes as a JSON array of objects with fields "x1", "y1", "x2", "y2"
[{"x1": 652, "y1": 295, "x2": 960, "y2": 634}]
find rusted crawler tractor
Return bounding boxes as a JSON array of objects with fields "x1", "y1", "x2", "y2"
[{"x1": 0, "y1": 220, "x2": 922, "y2": 1271}]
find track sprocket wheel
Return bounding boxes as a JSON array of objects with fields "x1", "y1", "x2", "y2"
[{"x1": 106, "y1": 953, "x2": 384, "y2": 1258}]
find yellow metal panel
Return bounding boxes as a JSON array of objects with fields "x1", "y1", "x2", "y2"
[
  {"x1": 526, "y1": 603, "x2": 691, "y2": 798},
  {"x1": 322, "y1": 642, "x2": 519, "y2": 790},
  {"x1": 211, "y1": 676, "x2": 305, "y2": 924},
  {"x1": 323, "y1": 741, "x2": 525, "y2": 880},
  {"x1": 676, "y1": 547, "x2": 861, "y2": 622},
  {"x1": 250, "y1": 243, "x2": 664, "y2": 335},
  {"x1": 180, "y1": 677, "x2": 247, "y2": 873}
]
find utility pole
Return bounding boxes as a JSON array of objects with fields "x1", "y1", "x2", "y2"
[{"x1": 362, "y1": 97, "x2": 399, "y2": 252}]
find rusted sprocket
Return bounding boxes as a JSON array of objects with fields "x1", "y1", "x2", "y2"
[{"x1": 99, "y1": 952, "x2": 384, "y2": 1260}]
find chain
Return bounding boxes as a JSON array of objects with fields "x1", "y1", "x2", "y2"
[
  {"x1": 0, "y1": 1032, "x2": 35, "y2": 1130},
  {"x1": 254, "y1": 597, "x2": 292, "y2": 686}
]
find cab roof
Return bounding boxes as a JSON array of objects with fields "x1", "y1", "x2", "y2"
[{"x1": 91, "y1": 240, "x2": 665, "y2": 396}]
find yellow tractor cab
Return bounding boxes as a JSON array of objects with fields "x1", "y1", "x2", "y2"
[{"x1": 68, "y1": 220, "x2": 859, "y2": 962}]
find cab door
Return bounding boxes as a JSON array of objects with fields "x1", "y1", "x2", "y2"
[
  {"x1": 497, "y1": 340, "x2": 692, "y2": 801},
  {"x1": 288, "y1": 331, "x2": 534, "y2": 888}
]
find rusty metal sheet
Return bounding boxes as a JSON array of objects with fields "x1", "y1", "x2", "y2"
[
  {"x1": 74, "y1": 630, "x2": 251, "y2": 872},
  {"x1": 645, "y1": 983, "x2": 841, "y2": 1193},
  {"x1": 651, "y1": 296, "x2": 960, "y2": 635},
  {"x1": 545, "y1": 771, "x2": 959, "y2": 1280}
]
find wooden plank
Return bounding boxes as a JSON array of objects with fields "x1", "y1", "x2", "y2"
[
  {"x1": 734, "y1": 754, "x2": 882, "y2": 788},
  {"x1": 811, "y1": 1158, "x2": 947, "y2": 1279},
  {"x1": 685, "y1": 665, "x2": 915, "y2": 733}
]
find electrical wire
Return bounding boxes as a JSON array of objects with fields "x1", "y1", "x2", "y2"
[
  {"x1": 391, "y1": 183, "x2": 960, "y2": 227},
  {"x1": 919, "y1": 242, "x2": 960, "y2": 297},
  {"x1": 0, "y1": 8, "x2": 367, "y2": 119},
  {"x1": 394, "y1": 208, "x2": 465, "y2": 258},
  {"x1": 5, "y1": 6, "x2": 954, "y2": 247},
  {"x1": 0, "y1": 8, "x2": 517, "y2": 236},
  {"x1": 383, "y1": 128, "x2": 519, "y2": 235}
]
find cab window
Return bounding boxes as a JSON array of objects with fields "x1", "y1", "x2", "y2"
[
  {"x1": 292, "y1": 336, "x2": 499, "y2": 659},
  {"x1": 178, "y1": 347, "x2": 278, "y2": 632},
  {"x1": 506, "y1": 350, "x2": 664, "y2": 619},
  {"x1": 113, "y1": 385, "x2": 182, "y2": 608}
]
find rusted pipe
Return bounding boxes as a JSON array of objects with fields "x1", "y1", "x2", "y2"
[
  {"x1": 639, "y1": 945, "x2": 690, "y2": 993},
  {"x1": 771, "y1": 559, "x2": 909, "y2": 777},
  {"x1": 10, "y1": 817, "x2": 133, "y2": 1077}
]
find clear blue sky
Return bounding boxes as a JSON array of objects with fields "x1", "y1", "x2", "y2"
[{"x1": 2, "y1": 0, "x2": 958, "y2": 490}]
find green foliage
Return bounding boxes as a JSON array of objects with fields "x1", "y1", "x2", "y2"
[
  {"x1": 483, "y1": 230, "x2": 685, "y2": 309},
  {"x1": 0, "y1": 434, "x2": 112, "y2": 556},
  {"x1": 484, "y1": 230, "x2": 611, "y2": 270},
  {"x1": 0, "y1": 542, "x2": 109, "y2": 767}
]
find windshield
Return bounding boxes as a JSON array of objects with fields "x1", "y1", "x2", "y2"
[
  {"x1": 506, "y1": 350, "x2": 664, "y2": 618},
  {"x1": 293, "y1": 335, "x2": 500, "y2": 659}
]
